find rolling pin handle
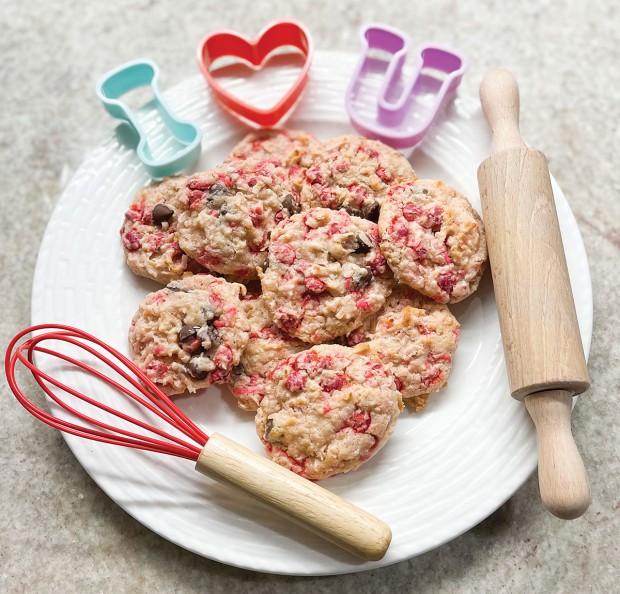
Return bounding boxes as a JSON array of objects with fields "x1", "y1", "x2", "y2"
[
  {"x1": 524, "y1": 390, "x2": 591, "y2": 519},
  {"x1": 479, "y1": 69, "x2": 526, "y2": 154}
]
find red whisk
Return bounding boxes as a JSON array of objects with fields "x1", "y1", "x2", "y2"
[{"x1": 6, "y1": 324, "x2": 391, "y2": 561}]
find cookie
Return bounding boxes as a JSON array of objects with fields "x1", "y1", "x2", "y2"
[
  {"x1": 349, "y1": 285, "x2": 460, "y2": 411},
  {"x1": 256, "y1": 345, "x2": 403, "y2": 480},
  {"x1": 128, "y1": 275, "x2": 249, "y2": 395},
  {"x1": 378, "y1": 179, "x2": 487, "y2": 303},
  {"x1": 177, "y1": 158, "x2": 298, "y2": 279},
  {"x1": 229, "y1": 128, "x2": 321, "y2": 191},
  {"x1": 120, "y1": 177, "x2": 203, "y2": 284},
  {"x1": 300, "y1": 135, "x2": 415, "y2": 220},
  {"x1": 260, "y1": 208, "x2": 394, "y2": 344},
  {"x1": 229, "y1": 129, "x2": 321, "y2": 198},
  {"x1": 230, "y1": 293, "x2": 308, "y2": 411}
]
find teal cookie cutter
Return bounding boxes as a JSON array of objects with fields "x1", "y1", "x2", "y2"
[{"x1": 96, "y1": 59, "x2": 202, "y2": 179}]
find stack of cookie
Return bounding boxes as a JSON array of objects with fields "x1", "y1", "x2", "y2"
[{"x1": 123, "y1": 130, "x2": 488, "y2": 479}]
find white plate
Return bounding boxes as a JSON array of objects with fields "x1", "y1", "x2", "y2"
[{"x1": 31, "y1": 51, "x2": 592, "y2": 575}]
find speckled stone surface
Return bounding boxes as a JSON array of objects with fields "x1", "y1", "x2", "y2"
[{"x1": 1, "y1": 1, "x2": 619, "y2": 592}]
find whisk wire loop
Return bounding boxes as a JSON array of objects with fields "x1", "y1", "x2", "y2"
[{"x1": 6, "y1": 324, "x2": 209, "y2": 461}]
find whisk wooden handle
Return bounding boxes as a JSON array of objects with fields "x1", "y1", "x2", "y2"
[
  {"x1": 196, "y1": 433, "x2": 391, "y2": 561},
  {"x1": 477, "y1": 69, "x2": 590, "y2": 519}
]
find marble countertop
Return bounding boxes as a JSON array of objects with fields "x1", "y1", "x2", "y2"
[{"x1": 1, "y1": 1, "x2": 618, "y2": 592}]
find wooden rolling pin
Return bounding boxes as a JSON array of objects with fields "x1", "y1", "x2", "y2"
[{"x1": 477, "y1": 69, "x2": 591, "y2": 519}]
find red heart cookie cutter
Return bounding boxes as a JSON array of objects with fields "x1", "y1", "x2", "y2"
[{"x1": 197, "y1": 20, "x2": 314, "y2": 127}]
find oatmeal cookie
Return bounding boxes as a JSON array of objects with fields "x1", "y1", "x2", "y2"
[
  {"x1": 349, "y1": 286, "x2": 460, "y2": 411},
  {"x1": 128, "y1": 275, "x2": 249, "y2": 394},
  {"x1": 256, "y1": 345, "x2": 403, "y2": 480},
  {"x1": 229, "y1": 128, "x2": 321, "y2": 192},
  {"x1": 260, "y1": 208, "x2": 394, "y2": 343},
  {"x1": 120, "y1": 177, "x2": 203, "y2": 284},
  {"x1": 177, "y1": 159, "x2": 299, "y2": 279},
  {"x1": 300, "y1": 135, "x2": 415, "y2": 220},
  {"x1": 379, "y1": 179, "x2": 487, "y2": 303}
]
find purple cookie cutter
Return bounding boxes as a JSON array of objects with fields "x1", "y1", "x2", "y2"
[{"x1": 345, "y1": 24, "x2": 467, "y2": 149}]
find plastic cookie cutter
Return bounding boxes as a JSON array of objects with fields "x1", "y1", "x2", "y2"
[
  {"x1": 345, "y1": 23, "x2": 467, "y2": 149},
  {"x1": 96, "y1": 59, "x2": 202, "y2": 179},
  {"x1": 197, "y1": 20, "x2": 314, "y2": 127}
]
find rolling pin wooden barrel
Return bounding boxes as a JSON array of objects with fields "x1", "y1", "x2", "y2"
[{"x1": 477, "y1": 69, "x2": 591, "y2": 519}]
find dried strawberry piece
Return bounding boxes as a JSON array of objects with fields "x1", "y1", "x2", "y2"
[
  {"x1": 428, "y1": 352, "x2": 452, "y2": 364},
  {"x1": 356, "y1": 299, "x2": 371, "y2": 311},
  {"x1": 321, "y1": 373, "x2": 345, "y2": 393},
  {"x1": 422, "y1": 368, "x2": 444, "y2": 388},
  {"x1": 344, "y1": 409, "x2": 371, "y2": 433},
  {"x1": 272, "y1": 243, "x2": 296, "y2": 265},
  {"x1": 409, "y1": 240, "x2": 428, "y2": 261},
  {"x1": 213, "y1": 345, "x2": 234, "y2": 369},
  {"x1": 437, "y1": 271, "x2": 456, "y2": 295},
  {"x1": 275, "y1": 310, "x2": 300, "y2": 330},
  {"x1": 210, "y1": 367, "x2": 231, "y2": 384},
  {"x1": 392, "y1": 220, "x2": 409, "y2": 240},
  {"x1": 285, "y1": 370, "x2": 307, "y2": 392},
  {"x1": 122, "y1": 230, "x2": 143, "y2": 251},
  {"x1": 146, "y1": 360, "x2": 168, "y2": 379},
  {"x1": 402, "y1": 203, "x2": 423, "y2": 222},
  {"x1": 375, "y1": 165, "x2": 392, "y2": 183},
  {"x1": 427, "y1": 206, "x2": 444, "y2": 232},
  {"x1": 305, "y1": 277, "x2": 327, "y2": 293},
  {"x1": 186, "y1": 189, "x2": 205, "y2": 209},
  {"x1": 124, "y1": 208, "x2": 142, "y2": 223}
]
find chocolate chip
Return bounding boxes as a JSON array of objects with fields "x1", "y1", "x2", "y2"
[
  {"x1": 362, "y1": 201, "x2": 380, "y2": 222},
  {"x1": 351, "y1": 266, "x2": 373, "y2": 290},
  {"x1": 341, "y1": 204, "x2": 363, "y2": 218},
  {"x1": 179, "y1": 324, "x2": 198, "y2": 342},
  {"x1": 422, "y1": 188, "x2": 429, "y2": 194},
  {"x1": 353, "y1": 232, "x2": 373, "y2": 254},
  {"x1": 186, "y1": 353, "x2": 216, "y2": 379},
  {"x1": 208, "y1": 182, "x2": 232, "y2": 197},
  {"x1": 342, "y1": 232, "x2": 373, "y2": 254},
  {"x1": 151, "y1": 203, "x2": 174, "y2": 225},
  {"x1": 232, "y1": 364, "x2": 244, "y2": 376},
  {"x1": 265, "y1": 418, "x2": 274, "y2": 439},
  {"x1": 281, "y1": 194, "x2": 300, "y2": 215},
  {"x1": 187, "y1": 358, "x2": 209, "y2": 380},
  {"x1": 197, "y1": 324, "x2": 219, "y2": 347}
]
